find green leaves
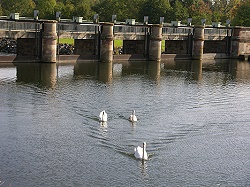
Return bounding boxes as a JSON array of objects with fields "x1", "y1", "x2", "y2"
[
  {"x1": 0, "y1": 0, "x2": 249, "y2": 26},
  {"x1": 2, "y1": 0, "x2": 35, "y2": 16}
]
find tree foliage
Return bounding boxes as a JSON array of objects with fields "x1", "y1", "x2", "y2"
[
  {"x1": 231, "y1": 0, "x2": 250, "y2": 26},
  {"x1": 0, "y1": 0, "x2": 249, "y2": 26},
  {"x1": 2, "y1": 0, "x2": 35, "y2": 16}
]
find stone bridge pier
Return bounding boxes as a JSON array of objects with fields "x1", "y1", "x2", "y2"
[
  {"x1": 42, "y1": 21, "x2": 57, "y2": 63},
  {"x1": 149, "y1": 24, "x2": 162, "y2": 61},
  {"x1": 100, "y1": 23, "x2": 114, "y2": 63},
  {"x1": 192, "y1": 26, "x2": 205, "y2": 60}
]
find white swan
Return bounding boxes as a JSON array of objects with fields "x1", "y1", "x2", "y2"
[
  {"x1": 129, "y1": 110, "x2": 137, "y2": 122},
  {"x1": 99, "y1": 110, "x2": 107, "y2": 122},
  {"x1": 134, "y1": 142, "x2": 148, "y2": 160}
]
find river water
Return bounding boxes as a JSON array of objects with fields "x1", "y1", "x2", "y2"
[{"x1": 0, "y1": 59, "x2": 250, "y2": 187}]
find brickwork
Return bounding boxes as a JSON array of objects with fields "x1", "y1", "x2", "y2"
[
  {"x1": 17, "y1": 38, "x2": 37, "y2": 56},
  {"x1": 165, "y1": 40, "x2": 187, "y2": 54},
  {"x1": 204, "y1": 40, "x2": 227, "y2": 53},
  {"x1": 123, "y1": 40, "x2": 145, "y2": 54},
  {"x1": 74, "y1": 39, "x2": 96, "y2": 55}
]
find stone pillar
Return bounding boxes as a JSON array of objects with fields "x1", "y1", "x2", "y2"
[
  {"x1": 100, "y1": 23, "x2": 114, "y2": 63},
  {"x1": 149, "y1": 24, "x2": 162, "y2": 61},
  {"x1": 42, "y1": 21, "x2": 57, "y2": 63},
  {"x1": 192, "y1": 26, "x2": 204, "y2": 60}
]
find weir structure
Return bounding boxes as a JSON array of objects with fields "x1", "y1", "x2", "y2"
[{"x1": 0, "y1": 18, "x2": 250, "y2": 63}]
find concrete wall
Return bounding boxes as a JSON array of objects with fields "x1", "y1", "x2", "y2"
[
  {"x1": 17, "y1": 38, "x2": 37, "y2": 56},
  {"x1": 165, "y1": 40, "x2": 188, "y2": 54},
  {"x1": 231, "y1": 27, "x2": 250, "y2": 57},
  {"x1": 123, "y1": 40, "x2": 145, "y2": 54},
  {"x1": 204, "y1": 40, "x2": 227, "y2": 53},
  {"x1": 74, "y1": 39, "x2": 96, "y2": 55}
]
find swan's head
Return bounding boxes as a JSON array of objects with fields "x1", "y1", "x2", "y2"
[
  {"x1": 132, "y1": 110, "x2": 135, "y2": 114},
  {"x1": 143, "y1": 142, "x2": 146, "y2": 148}
]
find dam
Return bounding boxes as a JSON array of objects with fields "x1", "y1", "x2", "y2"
[{"x1": 0, "y1": 16, "x2": 250, "y2": 63}]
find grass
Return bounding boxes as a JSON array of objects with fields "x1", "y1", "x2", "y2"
[
  {"x1": 114, "y1": 40, "x2": 123, "y2": 48},
  {"x1": 58, "y1": 38, "x2": 74, "y2": 45},
  {"x1": 57, "y1": 39, "x2": 165, "y2": 51}
]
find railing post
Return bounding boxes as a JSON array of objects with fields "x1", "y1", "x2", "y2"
[
  {"x1": 42, "y1": 21, "x2": 57, "y2": 63},
  {"x1": 149, "y1": 24, "x2": 162, "y2": 61},
  {"x1": 100, "y1": 23, "x2": 114, "y2": 63},
  {"x1": 192, "y1": 26, "x2": 204, "y2": 60}
]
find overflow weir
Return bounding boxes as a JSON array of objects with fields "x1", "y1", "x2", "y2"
[{"x1": 0, "y1": 18, "x2": 250, "y2": 63}]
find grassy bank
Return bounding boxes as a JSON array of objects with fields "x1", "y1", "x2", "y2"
[{"x1": 58, "y1": 39, "x2": 165, "y2": 51}]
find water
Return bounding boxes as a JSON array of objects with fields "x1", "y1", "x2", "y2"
[{"x1": 1, "y1": 60, "x2": 250, "y2": 187}]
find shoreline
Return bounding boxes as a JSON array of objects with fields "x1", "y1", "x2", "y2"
[{"x1": 0, "y1": 53, "x2": 239, "y2": 64}]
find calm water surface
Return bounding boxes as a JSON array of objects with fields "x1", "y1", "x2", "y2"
[{"x1": 1, "y1": 60, "x2": 250, "y2": 187}]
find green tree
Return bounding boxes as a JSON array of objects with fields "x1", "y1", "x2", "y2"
[
  {"x1": 92, "y1": 0, "x2": 117, "y2": 21},
  {"x1": 74, "y1": 0, "x2": 95, "y2": 20},
  {"x1": 0, "y1": 4, "x2": 3, "y2": 16},
  {"x1": 166, "y1": 0, "x2": 189, "y2": 23},
  {"x1": 35, "y1": 0, "x2": 57, "y2": 19},
  {"x1": 1, "y1": 0, "x2": 35, "y2": 16},
  {"x1": 92, "y1": 0, "x2": 143, "y2": 22},
  {"x1": 232, "y1": 0, "x2": 250, "y2": 26},
  {"x1": 188, "y1": 0, "x2": 213, "y2": 25},
  {"x1": 139, "y1": 0, "x2": 171, "y2": 24},
  {"x1": 211, "y1": 0, "x2": 241, "y2": 24}
]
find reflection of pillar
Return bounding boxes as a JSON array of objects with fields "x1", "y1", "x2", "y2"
[
  {"x1": 149, "y1": 25, "x2": 162, "y2": 61},
  {"x1": 100, "y1": 23, "x2": 114, "y2": 63},
  {"x1": 74, "y1": 62, "x2": 98, "y2": 77},
  {"x1": 229, "y1": 60, "x2": 250, "y2": 79},
  {"x1": 192, "y1": 26, "x2": 204, "y2": 60},
  {"x1": 42, "y1": 21, "x2": 57, "y2": 63},
  {"x1": 40, "y1": 63, "x2": 57, "y2": 88},
  {"x1": 98, "y1": 62, "x2": 113, "y2": 83},
  {"x1": 190, "y1": 60, "x2": 202, "y2": 81},
  {"x1": 16, "y1": 63, "x2": 57, "y2": 88},
  {"x1": 148, "y1": 61, "x2": 161, "y2": 81}
]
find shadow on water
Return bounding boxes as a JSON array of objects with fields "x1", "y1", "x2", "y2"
[
  {"x1": 163, "y1": 59, "x2": 250, "y2": 83},
  {"x1": 14, "y1": 63, "x2": 57, "y2": 88},
  {"x1": 76, "y1": 59, "x2": 249, "y2": 84},
  {"x1": 74, "y1": 62, "x2": 113, "y2": 83},
  {"x1": 9, "y1": 59, "x2": 250, "y2": 89}
]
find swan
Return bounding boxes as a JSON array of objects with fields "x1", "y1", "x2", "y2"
[
  {"x1": 129, "y1": 110, "x2": 137, "y2": 122},
  {"x1": 134, "y1": 142, "x2": 148, "y2": 160},
  {"x1": 99, "y1": 110, "x2": 107, "y2": 122}
]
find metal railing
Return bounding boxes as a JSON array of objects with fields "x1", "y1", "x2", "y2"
[
  {"x1": 204, "y1": 27, "x2": 232, "y2": 37},
  {"x1": 58, "y1": 23, "x2": 97, "y2": 33},
  {"x1": 114, "y1": 25, "x2": 147, "y2": 35},
  {"x1": 0, "y1": 20, "x2": 233, "y2": 40},
  {"x1": 162, "y1": 26, "x2": 193, "y2": 35},
  {"x1": 0, "y1": 20, "x2": 40, "y2": 31}
]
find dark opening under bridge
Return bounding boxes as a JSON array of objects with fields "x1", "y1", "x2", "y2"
[{"x1": 0, "y1": 18, "x2": 250, "y2": 63}]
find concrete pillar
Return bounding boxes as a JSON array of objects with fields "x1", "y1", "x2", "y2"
[
  {"x1": 149, "y1": 24, "x2": 162, "y2": 61},
  {"x1": 192, "y1": 26, "x2": 204, "y2": 60},
  {"x1": 100, "y1": 23, "x2": 114, "y2": 63},
  {"x1": 42, "y1": 21, "x2": 57, "y2": 63},
  {"x1": 231, "y1": 27, "x2": 250, "y2": 59}
]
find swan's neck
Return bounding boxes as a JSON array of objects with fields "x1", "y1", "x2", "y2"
[{"x1": 142, "y1": 146, "x2": 145, "y2": 160}]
